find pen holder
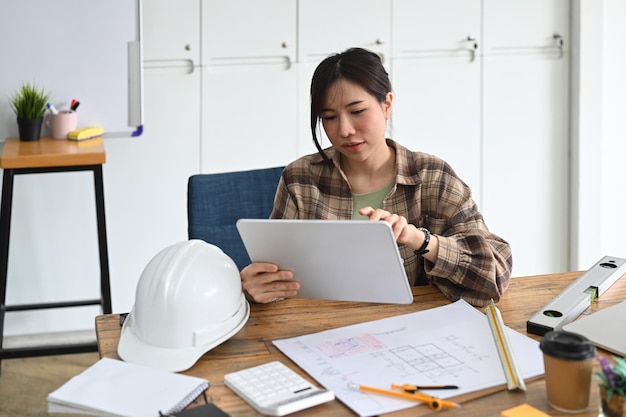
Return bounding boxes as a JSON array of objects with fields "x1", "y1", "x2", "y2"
[{"x1": 45, "y1": 111, "x2": 77, "y2": 139}]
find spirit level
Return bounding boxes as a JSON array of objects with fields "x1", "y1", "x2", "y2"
[{"x1": 526, "y1": 256, "x2": 626, "y2": 336}]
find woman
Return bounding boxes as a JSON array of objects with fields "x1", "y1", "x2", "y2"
[{"x1": 241, "y1": 47, "x2": 512, "y2": 307}]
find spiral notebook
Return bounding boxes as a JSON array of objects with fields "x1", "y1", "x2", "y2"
[{"x1": 47, "y1": 357, "x2": 209, "y2": 417}]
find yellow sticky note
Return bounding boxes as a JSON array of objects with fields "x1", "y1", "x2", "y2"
[
  {"x1": 67, "y1": 126, "x2": 105, "y2": 140},
  {"x1": 501, "y1": 403, "x2": 550, "y2": 417}
]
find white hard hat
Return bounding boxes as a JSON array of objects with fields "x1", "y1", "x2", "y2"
[{"x1": 118, "y1": 239, "x2": 249, "y2": 372}]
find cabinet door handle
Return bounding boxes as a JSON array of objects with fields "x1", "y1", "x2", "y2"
[
  {"x1": 466, "y1": 35, "x2": 478, "y2": 62},
  {"x1": 553, "y1": 33, "x2": 564, "y2": 59},
  {"x1": 376, "y1": 38, "x2": 384, "y2": 45}
]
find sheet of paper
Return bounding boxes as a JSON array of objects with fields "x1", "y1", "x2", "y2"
[{"x1": 273, "y1": 299, "x2": 544, "y2": 417}]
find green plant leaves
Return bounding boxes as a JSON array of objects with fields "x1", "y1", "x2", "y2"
[{"x1": 10, "y1": 82, "x2": 50, "y2": 120}]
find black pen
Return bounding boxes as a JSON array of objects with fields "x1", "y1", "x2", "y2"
[{"x1": 409, "y1": 384, "x2": 459, "y2": 390}]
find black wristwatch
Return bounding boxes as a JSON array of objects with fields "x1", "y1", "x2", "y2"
[{"x1": 414, "y1": 227, "x2": 430, "y2": 256}]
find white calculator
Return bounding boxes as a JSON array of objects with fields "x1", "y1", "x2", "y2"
[{"x1": 224, "y1": 361, "x2": 335, "y2": 416}]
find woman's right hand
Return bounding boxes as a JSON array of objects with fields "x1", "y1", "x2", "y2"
[{"x1": 240, "y1": 262, "x2": 300, "y2": 303}]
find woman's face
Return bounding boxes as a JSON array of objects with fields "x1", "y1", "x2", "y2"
[{"x1": 320, "y1": 79, "x2": 392, "y2": 164}]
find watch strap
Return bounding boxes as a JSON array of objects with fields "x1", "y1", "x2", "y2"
[{"x1": 414, "y1": 227, "x2": 430, "y2": 256}]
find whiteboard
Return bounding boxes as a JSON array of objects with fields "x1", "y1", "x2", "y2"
[{"x1": 0, "y1": 0, "x2": 143, "y2": 139}]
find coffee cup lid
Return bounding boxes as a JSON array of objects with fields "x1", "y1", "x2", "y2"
[{"x1": 539, "y1": 330, "x2": 596, "y2": 361}]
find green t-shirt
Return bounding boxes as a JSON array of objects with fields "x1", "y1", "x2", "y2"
[{"x1": 352, "y1": 182, "x2": 394, "y2": 219}]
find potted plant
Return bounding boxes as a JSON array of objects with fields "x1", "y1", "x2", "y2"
[
  {"x1": 9, "y1": 82, "x2": 51, "y2": 141},
  {"x1": 596, "y1": 354, "x2": 626, "y2": 417}
]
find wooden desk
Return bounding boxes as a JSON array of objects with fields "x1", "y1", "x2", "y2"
[
  {"x1": 96, "y1": 271, "x2": 626, "y2": 416},
  {"x1": 0, "y1": 136, "x2": 106, "y2": 168},
  {"x1": 0, "y1": 137, "x2": 111, "y2": 364}
]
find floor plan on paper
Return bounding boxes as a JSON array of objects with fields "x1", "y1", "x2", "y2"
[{"x1": 273, "y1": 300, "x2": 544, "y2": 417}]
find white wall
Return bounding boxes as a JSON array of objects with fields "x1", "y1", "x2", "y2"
[
  {"x1": 571, "y1": 0, "x2": 626, "y2": 271},
  {"x1": 600, "y1": 0, "x2": 626, "y2": 261}
]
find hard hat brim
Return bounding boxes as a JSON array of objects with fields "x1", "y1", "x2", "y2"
[{"x1": 117, "y1": 296, "x2": 250, "y2": 372}]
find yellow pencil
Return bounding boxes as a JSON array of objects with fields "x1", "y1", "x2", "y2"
[{"x1": 347, "y1": 383, "x2": 461, "y2": 410}]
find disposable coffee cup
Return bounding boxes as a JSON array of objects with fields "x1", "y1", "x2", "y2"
[{"x1": 539, "y1": 330, "x2": 596, "y2": 413}]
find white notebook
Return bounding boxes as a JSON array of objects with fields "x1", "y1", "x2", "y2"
[
  {"x1": 48, "y1": 357, "x2": 209, "y2": 417},
  {"x1": 562, "y1": 299, "x2": 626, "y2": 356}
]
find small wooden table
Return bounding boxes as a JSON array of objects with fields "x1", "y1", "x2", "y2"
[
  {"x1": 96, "y1": 271, "x2": 626, "y2": 416},
  {"x1": 0, "y1": 136, "x2": 112, "y2": 365}
]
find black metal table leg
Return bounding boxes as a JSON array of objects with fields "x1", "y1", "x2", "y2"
[
  {"x1": 0, "y1": 169, "x2": 15, "y2": 372},
  {"x1": 93, "y1": 165, "x2": 112, "y2": 314},
  {"x1": 0, "y1": 165, "x2": 112, "y2": 372}
]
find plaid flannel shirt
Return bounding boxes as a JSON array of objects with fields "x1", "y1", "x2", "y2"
[{"x1": 270, "y1": 139, "x2": 512, "y2": 307}]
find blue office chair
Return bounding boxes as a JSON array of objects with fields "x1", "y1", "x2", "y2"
[{"x1": 187, "y1": 166, "x2": 285, "y2": 270}]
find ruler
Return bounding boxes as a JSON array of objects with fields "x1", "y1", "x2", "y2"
[
  {"x1": 526, "y1": 255, "x2": 626, "y2": 336},
  {"x1": 486, "y1": 299, "x2": 526, "y2": 391}
]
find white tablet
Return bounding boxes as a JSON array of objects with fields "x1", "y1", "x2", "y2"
[
  {"x1": 236, "y1": 219, "x2": 414, "y2": 304},
  {"x1": 562, "y1": 299, "x2": 626, "y2": 357}
]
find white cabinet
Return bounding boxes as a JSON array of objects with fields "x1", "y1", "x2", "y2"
[
  {"x1": 392, "y1": 0, "x2": 480, "y2": 56},
  {"x1": 200, "y1": 0, "x2": 297, "y2": 173},
  {"x1": 481, "y1": 0, "x2": 570, "y2": 276},
  {"x1": 481, "y1": 56, "x2": 570, "y2": 276},
  {"x1": 297, "y1": 0, "x2": 390, "y2": 63},
  {"x1": 390, "y1": 0, "x2": 482, "y2": 204},
  {"x1": 391, "y1": 58, "x2": 482, "y2": 203},
  {"x1": 202, "y1": 0, "x2": 295, "y2": 62},
  {"x1": 143, "y1": 0, "x2": 201, "y2": 66},
  {"x1": 201, "y1": 66, "x2": 298, "y2": 173},
  {"x1": 296, "y1": 0, "x2": 391, "y2": 156},
  {"x1": 197, "y1": 0, "x2": 570, "y2": 275},
  {"x1": 483, "y1": 0, "x2": 569, "y2": 51},
  {"x1": 390, "y1": 0, "x2": 570, "y2": 276}
]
